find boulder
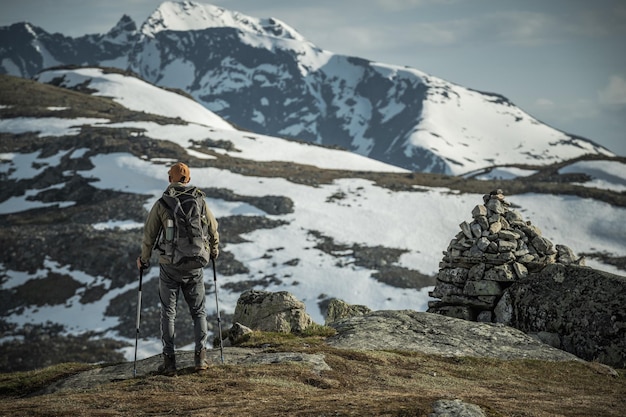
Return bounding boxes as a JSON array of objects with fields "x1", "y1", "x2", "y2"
[
  {"x1": 228, "y1": 322, "x2": 254, "y2": 345},
  {"x1": 495, "y1": 264, "x2": 626, "y2": 368},
  {"x1": 325, "y1": 298, "x2": 371, "y2": 324},
  {"x1": 429, "y1": 399, "x2": 486, "y2": 417},
  {"x1": 231, "y1": 290, "x2": 313, "y2": 333}
]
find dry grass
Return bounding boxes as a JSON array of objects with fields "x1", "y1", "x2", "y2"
[{"x1": 0, "y1": 335, "x2": 623, "y2": 417}]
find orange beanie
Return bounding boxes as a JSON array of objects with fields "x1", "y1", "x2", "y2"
[{"x1": 168, "y1": 162, "x2": 190, "y2": 183}]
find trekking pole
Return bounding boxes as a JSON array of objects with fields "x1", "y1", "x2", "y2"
[
  {"x1": 133, "y1": 267, "x2": 144, "y2": 377},
  {"x1": 212, "y1": 258, "x2": 225, "y2": 364}
]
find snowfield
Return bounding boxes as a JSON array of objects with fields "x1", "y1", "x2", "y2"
[{"x1": 1, "y1": 68, "x2": 624, "y2": 361}]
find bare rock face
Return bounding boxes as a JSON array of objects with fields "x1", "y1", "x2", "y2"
[
  {"x1": 495, "y1": 264, "x2": 626, "y2": 369},
  {"x1": 428, "y1": 189, "x2": 584, "y2": 322},
  {"x1": 231, "y1": 290, "x2": 313, "y2": 333},
  {"x1": 326, "y1": 310, "x2": 579, "y2": 362}
]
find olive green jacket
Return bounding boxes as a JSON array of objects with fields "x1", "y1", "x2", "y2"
[{"x1": 140, "y1": 183, "x2": 219, "y2": 265}]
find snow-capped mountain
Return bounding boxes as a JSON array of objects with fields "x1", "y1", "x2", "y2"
[
  {"x1": 1, "y1": 67, "x2": 625, "y2": 372},
  {"x1": 0, "y1": 15, "x2": 138, "y2": 74},
  {"x1": 0, "y1": 1, "x2": 613, "y2": 175}
]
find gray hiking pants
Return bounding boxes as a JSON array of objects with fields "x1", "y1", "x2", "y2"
[{"x1": 159, "y1": 263, "x2": 208, "y2": 355}]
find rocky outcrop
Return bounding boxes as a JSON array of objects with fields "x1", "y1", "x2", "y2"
[
  {"x1": 496, "y1": 263, "x2": 626, "y2": 368},
  {"x1": 231, "y1": 290, "x2": 313, "y2": 333},
  {"x1": 427, "y1": 189, "x2": 584, "y2": 322},
  {"x1": 326, "y1": 309, "x2": 579, "y2": 362},
  {"x1": 40, "y1": 303, "x2": 583, "y2": 395},
  {"x1": 229, "y1": 290, "x2": 578, "y2": 362}
]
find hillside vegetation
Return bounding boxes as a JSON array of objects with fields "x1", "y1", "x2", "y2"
[{"x1": 0, "y1": 332, "x2": 624, "y2": 417}]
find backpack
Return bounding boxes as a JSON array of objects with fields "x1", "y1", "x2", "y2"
[{"x1": 158, "y1": 186, "x2": 211, "y2": 270}]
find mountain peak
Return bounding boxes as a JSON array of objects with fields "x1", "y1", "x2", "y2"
[
  {"x1": 104, "y1": 14, "x2": 137, "y2": 43},
  {"x1": 140, "y1": 1, "x2": 305, "y2": 41},
  {"x1": 113, "y1": 14, "x2": 137, "y2": 31},
  {"x1": 5, "y1": 21, "x2": 44, "y2": 38}
]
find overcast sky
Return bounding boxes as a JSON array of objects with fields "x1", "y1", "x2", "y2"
[{"x1": 2, "y1": 0, "x2": 625, "y2": 156}]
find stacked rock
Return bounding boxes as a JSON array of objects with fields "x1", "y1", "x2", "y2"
[{"x1": 427, "y1": 189, "x2": 583, "y2": 323}]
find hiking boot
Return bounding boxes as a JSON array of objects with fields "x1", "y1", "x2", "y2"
[
  {"x1": 157, "y1": 353, "x2": 177, "y2": 376},
  {"x1": 195, "y1": 348, "x2": 208, "y2": 372}
]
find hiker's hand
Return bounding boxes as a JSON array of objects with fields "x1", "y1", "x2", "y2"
[
  {"x1": 211, "y1": 248, "x2": 219, "y2": 260},
  {"x1": 136, "y1": 257, "x2": 149, "y2": 270}
]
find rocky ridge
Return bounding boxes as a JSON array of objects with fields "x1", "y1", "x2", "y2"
[
  {"x1": 36, "y1": 290, "x2": 585, "y2": 394},
  {"x1": 222, "y1": 290, "x2": 580, "y2": 364},
  {"x1": 26, "y1": 289, "x2": 621, "y2": 417}
]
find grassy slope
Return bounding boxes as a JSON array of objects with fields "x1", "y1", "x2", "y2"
[{"x1": 0, "y1": 334, "x2": 624, "y2": 417}]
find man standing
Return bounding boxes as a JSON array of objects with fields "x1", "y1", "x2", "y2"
[{"x1": 137, "y1": 162, "x2": 219, "y2": 376}]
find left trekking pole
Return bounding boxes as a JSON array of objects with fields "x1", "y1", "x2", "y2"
[
  {"x1": 212, "y1": 258, "x2": 225, "y2": 364},
  {"x1": 133, "y1": 267, "x2": 144, "y2": 378}
]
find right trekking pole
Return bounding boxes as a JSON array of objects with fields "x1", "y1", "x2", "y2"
[
  {"x1": 133, "y1": 267, "x2": 144, "y2": 378},
  {"x1": 212, "y1": 258, "x2": 225, "y2": 364}
]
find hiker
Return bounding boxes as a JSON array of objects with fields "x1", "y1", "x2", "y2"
[{"x1": 136, "y1": 162, "x2": 219, "y2": 376}]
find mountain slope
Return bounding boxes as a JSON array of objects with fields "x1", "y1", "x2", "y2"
[
  {"x1": 0, "y1": 1, "x2": 613, "y2": 175},
  {"x1": 0, "y1": 68, "x2": 624, "y2": 371}
]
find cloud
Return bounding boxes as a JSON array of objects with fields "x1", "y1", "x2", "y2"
[{"x1": 598, "y1": 75, "x2": 626, "y2": 106}]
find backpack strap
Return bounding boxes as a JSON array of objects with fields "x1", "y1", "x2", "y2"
[{"x1": 154, "y1": 197, "x2": 169, "y2": 248}]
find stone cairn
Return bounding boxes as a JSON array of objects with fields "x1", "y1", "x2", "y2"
[{"x1": 427, "y1": 189, "x2": 583, "y2": 323}]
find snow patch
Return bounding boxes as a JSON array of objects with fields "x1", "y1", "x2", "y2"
[{"x1": 559, "y1": 160, "x2": 626, "y2": 193}]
